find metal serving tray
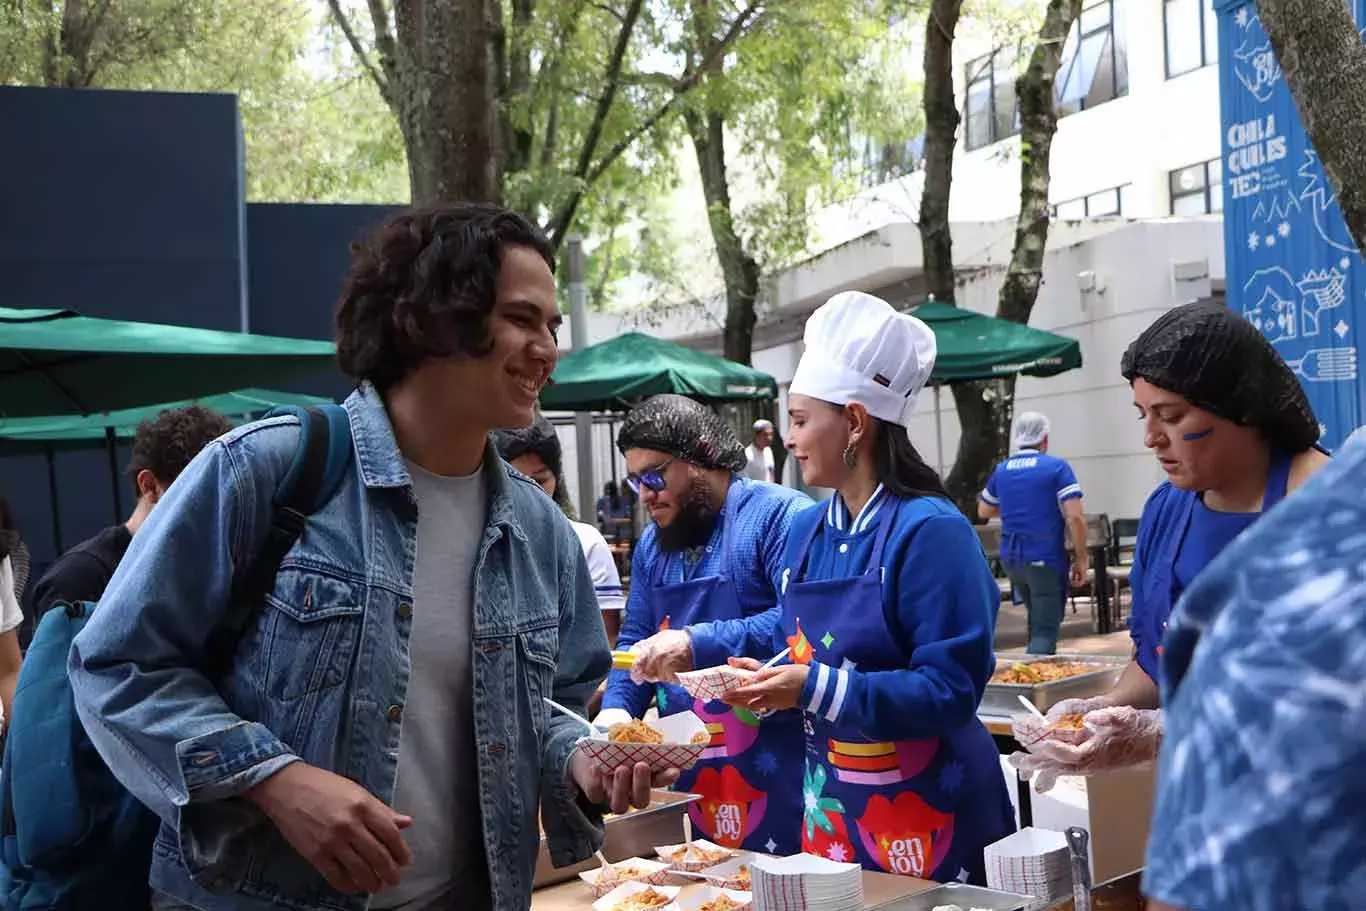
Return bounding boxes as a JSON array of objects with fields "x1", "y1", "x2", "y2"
[
  {"x1": 533, "y1": 789, "x2": 700, "y2": 889},
  {"x1": 874, "y1": 881, "x2": 1036, "y2": 910},
  {"x1": 979, "y1": 653, "x2": 1127, "y2": 718}
]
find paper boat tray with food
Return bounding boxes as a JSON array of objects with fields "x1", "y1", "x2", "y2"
[
  {"x1": 580, "y1": 712, "x2": 709, "y2": 773},
  {"x1": 579, "y1": 858, "x2": 674, "y2": 898},
  {"x1": 674, "y1": 665, "x2": 755, "y2": 703},
  {"x1": 652, "y1": 840, "x2": 737, "y2": 874}
]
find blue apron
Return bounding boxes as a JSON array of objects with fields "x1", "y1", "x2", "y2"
[
  {"x1": 1132, "y1": 452, "x2": 1293, "y2": 682},
  {"x1": 779, "y1": 508, "x2": 1014, "y2": 884},
  {"x1": 648, "y1": 489, "x2": 801, "y2": 855}
]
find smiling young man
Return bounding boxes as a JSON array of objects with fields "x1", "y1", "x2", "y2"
[
  {"x1": 591, "y1": 394, "x2": 810, "y2": 855},
  {"x1": 69, "y1": 204, "x2": 672, "y2": 911}
]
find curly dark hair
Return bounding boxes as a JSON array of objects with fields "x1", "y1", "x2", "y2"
[
  {"x1": 126, "y1": 405, "x2": 234, "y2": 488},
  {"x1": 334, "y1": 203, "x2": 557, "y2": 392}
]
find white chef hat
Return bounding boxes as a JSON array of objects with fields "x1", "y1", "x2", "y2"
[{"x1": 789, "y1": 291, "x2": 937, "y2": 427}]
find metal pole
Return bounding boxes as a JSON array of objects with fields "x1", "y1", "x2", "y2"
[
  {"x1": 105, "y1": 426, "x2": 123, "y2": 522},
  {"x1": 44, "y1": 445, "x2": 63, "y2": 555},
  {"x1": 934, "y1": 386, "x2": 945, "y2": 477},
  {"x1": 565, "y1": 235, "x2": 597, "y2": 522}
]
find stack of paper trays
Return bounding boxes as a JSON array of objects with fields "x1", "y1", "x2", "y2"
[{"x1": 750, "y1": 854, "x2": 862, "y2": 911}]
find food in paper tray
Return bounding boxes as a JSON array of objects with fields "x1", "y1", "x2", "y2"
[
  {"x1": 698, "y1": 895, "x2": 746, "y2": 911},
  {"x1": 612, "y1": 888, "x2": 672, "y2": 910},
  {"x1": 591, "y1": 882, "x2": 683, "y2": 911},
  {"x1": 659, "y1": 842, "x2": 731, "y2": 867},
  {"x1": 580, "y1": 711, "x2": 709, "y2": 773},
  {"x1": 1049, "y1": 713, "x2": 1087, "y2": 731},
  {"x1": 692, "y1": 854, "x2": 753, "y2": 889},
  {"x1": 609, "y1": 720, "x2": 665, "y2": 743},
  {"x1": 675, "y1": 664, "x2": 756, "y2": 702},
  {"x1": 580, "y1": 857, "x2": 672, "y2": 897},
  {"x1": 990, "y1": 661, "x2": 1100, "y2": 685}
]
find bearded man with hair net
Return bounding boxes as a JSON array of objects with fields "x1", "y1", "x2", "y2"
[
  {"x1": 592, "y1": 394, "x2": 811, "y2": 855},
  {"x1": 1010, "y1": 300, "x2": 1331, "y2": 791}
]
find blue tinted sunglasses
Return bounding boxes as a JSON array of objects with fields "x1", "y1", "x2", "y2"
[{"x1": 625, "y1": 459, "x2": 673, "y2": 495}]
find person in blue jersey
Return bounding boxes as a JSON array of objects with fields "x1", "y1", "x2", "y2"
[
  {"x1": 631, "y1": 291, "x2": 1014, "y2": 885},
  {"x1": 590, "y1": 394, "x2": 811, "y2": 855},
  {"x1": 978, "y1": 412, "x2": 1088, "y2": 654},
  {"x1": 1011, "y1": 300, "x2": 1330, "y2": 790},
  {"x1": 1143, "y1": 434, "x2": 1366, "y2": 911}
]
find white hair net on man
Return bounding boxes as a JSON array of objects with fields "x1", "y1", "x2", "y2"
[{"x1": 1013, "y1": 412, "x2": 1051, "y2": 449}]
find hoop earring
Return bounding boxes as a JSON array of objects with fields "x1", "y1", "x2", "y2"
[{"x1": 842, "y1": 443, "x2": 858, "y2": 469}]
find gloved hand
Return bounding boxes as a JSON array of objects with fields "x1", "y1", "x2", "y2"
[
  {"x1": 627, "y1": 630, "x2": 694, "y2": 685},
  {"x1": 590, "y1": 708, "x2": 635, "y2": 732},
  {"x1": 1011, "y1": 697, "x2": 1110, "y2": 750},
  {"x1": 1009, "y1": 704, "x2": 1164, "y2": 793}
]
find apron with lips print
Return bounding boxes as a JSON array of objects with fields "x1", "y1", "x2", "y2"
[
  {"x1": 778, "y1": 506, "x2": 1012, "y2": 884},
  {"x1": 648, "y1": 489, "x2": 801, "y2": 855}
]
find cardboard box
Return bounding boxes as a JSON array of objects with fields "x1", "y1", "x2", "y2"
[{"x1": 1029, "y1": 766, "x2": 1156, "y2": 884}]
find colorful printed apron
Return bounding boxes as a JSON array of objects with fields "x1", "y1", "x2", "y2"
[
  {"x1": 649, "y1": 493, "x2": 802, "y2": 855},
  {"x1": 779, "y1": 508, "x2": 1014, "y2": 884}
]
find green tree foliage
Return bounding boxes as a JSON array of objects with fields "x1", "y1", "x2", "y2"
[{"x1": 0, "y1": 0, "x2": 407, "y2": 202}]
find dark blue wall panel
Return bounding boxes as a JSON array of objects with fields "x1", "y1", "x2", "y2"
[
  {"x1": 0, "y1": 85, "x2": 246, "y2": 331},
  {"x1": 0, "y1": 85, "x2": 247, "y2": 566},
  {"x1": 246, "y1": 203, "x2": 395, "y2": 400}
]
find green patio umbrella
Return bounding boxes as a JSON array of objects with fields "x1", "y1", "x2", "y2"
[
  {"x1": 909, "y1": 300, "x2": 1083, "y2": 472},
  {"x1": 0, "y1": 387, "x2": 336, "y2": 554},
  {"x1": 910, "y1": 300, "x2": 1082, "y2": 383},
  {"x1": 0, "y1": 307, "x2": 337, "y2": 418},
  {"x1": 540, "y1": 331, "x2": 777, "y2": 412}
]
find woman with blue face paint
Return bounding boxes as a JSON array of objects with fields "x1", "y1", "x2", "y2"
[
  {"x1": 1011, "y1": 300, "x2": 1331, "y2": 789},
  {"x1": 629, "y1": 292, "x2": 1015, "y2": 884}
]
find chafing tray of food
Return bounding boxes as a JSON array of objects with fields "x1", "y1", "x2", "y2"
[
  {"x1": 533, "y1": 789, "x2": 701, "y2": 889},
  {"x1": 874, "y1": 881, "x2": 1035, "y2": 910},
  {"x1": 979, "y1": 653, "x2": 1127, "y2": 719}
]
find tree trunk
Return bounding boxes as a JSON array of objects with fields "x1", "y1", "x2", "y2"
[
  {"x1": 686, "y1": 107, "x2": 761, "y2": 364},
  {"x1": 919, "y1": 0, "x2": 964, "y2": 307},
  {"x1": 393, "y1": 0, "x2": 502, "y2": 205},
  {"x1": 943, "y1": 0, "x2": 1080, "y2": 513},
  {"x1": 1259, "y1": 0, "x2": 1366, "y2": 255}
]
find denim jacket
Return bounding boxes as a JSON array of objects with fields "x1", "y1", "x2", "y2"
[{"x1": 68, "y1": 386, "x2": 610, "y2": 911}]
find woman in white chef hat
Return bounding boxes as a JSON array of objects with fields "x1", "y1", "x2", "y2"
[{"x1": 630, "y1": 291, "x2": 1015, "y2": 884}]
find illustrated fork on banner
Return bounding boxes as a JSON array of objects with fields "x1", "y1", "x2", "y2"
[{"x1": 1287, "y1": 347, "x2": 1358, "y2": 382}]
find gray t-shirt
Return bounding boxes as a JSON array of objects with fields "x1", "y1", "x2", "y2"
[{"x1": 370, "y1": 462, "x2": 490, "y2": 911}]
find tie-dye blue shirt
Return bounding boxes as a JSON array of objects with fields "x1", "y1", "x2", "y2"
[{"x1": 1144, "y1": 438, "x2": 1365, "y2": 911}]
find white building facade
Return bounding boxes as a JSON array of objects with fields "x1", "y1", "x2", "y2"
[{"x1": 555, "y1": 0, "x2": 1228, "y2": 526}]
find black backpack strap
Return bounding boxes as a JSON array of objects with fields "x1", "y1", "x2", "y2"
[{"x1": 204, "y1": 406, "x2": 347, "y2": 678}]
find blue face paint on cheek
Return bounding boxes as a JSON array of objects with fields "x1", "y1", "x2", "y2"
[{"x1": 1182, "y1": 427, "x2": 1215, "y2": 442}]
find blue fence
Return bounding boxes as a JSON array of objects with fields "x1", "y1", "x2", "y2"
[{"x1": 1217, "y1": 0, "x2": 1365, "y2": 448}]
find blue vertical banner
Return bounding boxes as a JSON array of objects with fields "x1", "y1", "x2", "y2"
[{"x1": 1216, "y1": 0, "x2": 1365, "y2": 449}]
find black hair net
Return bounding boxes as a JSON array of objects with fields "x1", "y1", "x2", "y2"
[
  {"x1": 617, "y1": 394, "x2": 748, "y2": 472},
  {"x1": 1121, "y1": 300, "x2": 1320, "y2": 451},
  {"x1": 491, "y1": 417, "x2": 564, "y2": 479}
]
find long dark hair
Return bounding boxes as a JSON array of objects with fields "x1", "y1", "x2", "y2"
[{"x1": 872, "y1": 419, "x2": 950, "y2": 500}]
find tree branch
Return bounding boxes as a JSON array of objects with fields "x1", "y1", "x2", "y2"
[
  {"x1": 545, "y1": 0, "x2": 767, "y2": 245},
  {"x1": 325, "y1": 0, "x2": 390, "y2": 101}
]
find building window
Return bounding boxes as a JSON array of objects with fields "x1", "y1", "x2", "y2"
[
  {"x1": 1056, "y1": 0, "x2": 1128, "y2": 116},
  {"x1": 964, "y1": 47, "x2": 1022, "y2": 151},
  {"x1": 1169, "y1": 159, "x2": 1223, "y2": 214},
  {"x1": 1052, "y1": 184, "x2": 1130, "y2": 218},
  {"x1": 1163, "y1": 0, "x2": 1218, "y2": 78}
]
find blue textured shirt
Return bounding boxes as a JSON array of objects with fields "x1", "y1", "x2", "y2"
[
  {"x1": 689, "y1": 488, "x2": 1001, "y2": 739},
  {"x1": 1144, "y1": 439, "x2": 1362, "y2": 911},
  {"x1": 601, "y1": 479, "x2": 811, "y2": 718},
  {"x1": 980, "y1": 449, "x2": 1082, "y2": 573}
]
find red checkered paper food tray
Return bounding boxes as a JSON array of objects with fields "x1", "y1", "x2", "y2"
[
  {"x1": 676, "y1": 665, "x2": 756, "y2": 703},
  {"x1": 579, "y1": 711, "x2": 708, "y2": 773}
]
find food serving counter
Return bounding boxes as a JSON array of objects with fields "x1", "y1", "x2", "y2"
[{"x1": 530, "y1": 868, "x2": 938, "y2": 910}]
